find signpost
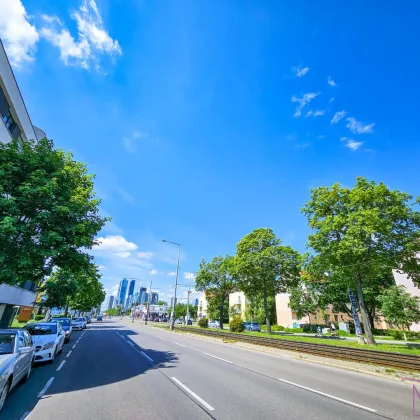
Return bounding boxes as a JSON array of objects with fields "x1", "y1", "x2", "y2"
[{"x1": 348, "y1": 290, "x2": 364, "y2": 343}]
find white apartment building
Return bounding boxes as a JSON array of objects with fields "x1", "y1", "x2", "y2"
[{"x1": 0, "y1": 39, "x2": 45, "y2": 143}]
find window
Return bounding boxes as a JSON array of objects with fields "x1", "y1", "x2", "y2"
[
  {"x1": 334, "y1": 314, "x2": 338, "y2": 322},
  {"x1": 23, "y1": 331, "x2": 33, "y2": 347}
]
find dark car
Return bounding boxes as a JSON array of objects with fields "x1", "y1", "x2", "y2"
[
  {"x1": 49, "y1": 318, "x2": 72, "y2": 343},
  {"x1": 96, "y1": 315, "x2": 103, "y2": 321},
  {"x1": 187, "y1": 319, "x2": 193, "y2": 325},
  {"x1": 86, "y1": 316, "x2": 91, "y2": 324},
  {"x1": 244, "y1": 322, "x2": 261, "y2": 332}
]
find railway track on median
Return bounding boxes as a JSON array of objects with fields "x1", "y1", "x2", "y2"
[{"x1": 174, "y1": 326, "x2": 420, "y2": 371}]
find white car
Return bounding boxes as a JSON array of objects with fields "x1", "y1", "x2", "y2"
[
  {"x1": 71, "y1": 317, "x2": 86, "y2": 330},
  {"x1": 209, "y1": 320, "x2": 221, "y2": 328},
  {"x1": 25, "y1": 323, "x2": 65, "y2": 364},
  {"x1": 0, "y1": 329, "x2": 35, "y2": 412}
]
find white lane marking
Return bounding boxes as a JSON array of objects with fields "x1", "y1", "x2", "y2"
[
  {"x1": 203, "y1": 352, "x2": 232, "y2": 364},
  {"x1": 72, "y1": 344, "x2": 76, "y2": 349},
  {"x1": 173, "y1": 342, "x2": 187, "y2": 348},
  {"x1": 128, "y1": 341, "x2": 134, "y2": 346},
  {"x1": 140, "y1": 351, "x2": 154, "y2": 362},
  {"x1": 20, "y1": 411, "x2": 31, "y2": 420},
  {"x1": 76, "y1": 340, "x2": 80, "y2": 344},
  {"x1": 277, "y1": 377, "x2": 377, "y2": 413},
  {"x1": 56, "y1": 361, "x2": 66, "y2": 371},
  {"x1": 171, "y1": 377, "x2": 215, "y2": 411},
  {"x1": 37, "y1": 377, "x2": 55, "y2": 398},
  {"x1": 66, "y1": 350, "x2": 72, "y2": 358}
]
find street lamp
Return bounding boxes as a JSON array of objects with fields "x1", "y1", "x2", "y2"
[{"x1": 162, "y1": 239, "x2": 181, "y2": 331}]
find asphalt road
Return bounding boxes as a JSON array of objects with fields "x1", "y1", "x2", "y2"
[{"x1": 1, "y1": 320, "x2": 415, "y2": 420}]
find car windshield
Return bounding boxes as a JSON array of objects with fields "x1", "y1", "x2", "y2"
[
  {"x1": 26, "y1": 325, "x2": 57, "y2": 335},
  {"x1": 0, "y1": 334, "x2": 16, "y2": 354},
  {"x1": 51, "y1": 319, "x2": 70, "y2": 326},
  {"x1": 75, "y1": 318, "x2": 83, "y2": 322}
]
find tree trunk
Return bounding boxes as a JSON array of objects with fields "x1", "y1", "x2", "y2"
[
  {"x1": 64, "y1": 298, "x2": 69, "y2": 317},
  {"x1": 355, "y1": 273, "x2": 376, "y2": 345},
  {"x1": 263, "y1": 292, "x2": 271, "y2": 334},
  {"x1": 219, "y1": 299, "x2": 224, "y2": 330},
  {"x1": 367, "y1": 309, "x2": 375, "y2": 331}
]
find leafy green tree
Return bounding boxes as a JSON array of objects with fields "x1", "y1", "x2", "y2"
[
  {"x1": 302, "y1": 177, "x2": 420, "y2": 345},
  {"x1": 0, "y1": 138, "x2": 108, "y2": 286},
  {"x1": 157, "y1": 301, "x2": 167, "y2": 306},
  {"x1": 378, "y1": 285, "x2": 420, "y2": 338},
  {"x1": 235, "y1": 228, "x2": 302, "y2": 334},
  {"x1": 195, "y1": 255, "x2": 236, "y2": 329},
  {"x1": 40, "y1": 269, "x2": 78, "y2": 316},
  {"x1": 244, "y1": 295, "x2": 276, "y2": 325},
  {"x1": 289, "y1": 280, "x2": 321, "y2": 324}
]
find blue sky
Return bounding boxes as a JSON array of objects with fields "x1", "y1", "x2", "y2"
[{"x1": 2, "y1": 0, "x2": 420, "y2": 302}]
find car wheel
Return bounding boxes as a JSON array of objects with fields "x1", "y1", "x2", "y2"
[
  {"x1": 23, "y1": 361, "x2": 33, "y2": 383},
  {"x1": 0, "y1": 379, "x2": 11, "y2": 412},
  {"x1": 49, "y1": 347, "x2": 56, "y2": 364}
]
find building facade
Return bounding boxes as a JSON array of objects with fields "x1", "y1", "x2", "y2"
[
  {"x1": 151, "y1": 292, "x2": 159, "y2": 305},
  {"x1": 117, "y1": 279, "x2": 128, "y2": 308}
]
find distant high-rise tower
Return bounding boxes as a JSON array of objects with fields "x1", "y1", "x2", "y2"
[
  {"x1": 117, "y1": 278, "x2": 128, "y2": 307},
  {"x1": 151, "y1": 292, "x2": 159, "y2": 304},
  {"x1": 128, "y1": 279, "x2": 136, "y2": 297}
]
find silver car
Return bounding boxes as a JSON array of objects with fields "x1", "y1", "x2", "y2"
[{"x1": 0, "y1": 329, "x2": 35, "y2": 412}]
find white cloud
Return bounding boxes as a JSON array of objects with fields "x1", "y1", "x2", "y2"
[
  {"x1": 168, "y1": 272, "x2": 177, "y2": 276},
  {"x1": 328, "y1": 76, "x2": 337, "y2": 87},
  {"x1": 150, "y1": 269, "x2": 159, "y2": 275},
  {"x1": 341, "y1": 137, "x2": 363, "y2": 151},
  {"x1": 0, "y1": 0, "x2": 39, "y2": 68},
  {"x1": 329, "y1": 98, "x2": 335, "y2": 104},
  {"x1": 296, "y1": 143, "x2": 310, "y2": 149},
  {"x1": 122, "y1": 131, "x2": 148, "y2": 153},
  {"x1": 94, "y1": 235, "x2": 138, "y2": 253},
  {"x1": 306, "y1": 110, "x2": 325, "y2": 117},
  {"x1": 183, "y1": 272, "x2": 196, "y2": 280},
  {"x1": 114, "y1": 251, "x2": 131, "y2": 258},
  {"x1": 292, "y1": 92, "x2": 320, "y2": 117},
  {"x1": 331, "y1": 110, "x2": 347, "y2": 124},
  {"x1": 138, "y1": 252, "x2": 154, "y2": 260},
  {"x1": 346, "y1": 117, "x2": 375, "y2": 134},
  {"x1": 293, "y1": 66, "x2": 309, "y2": 77},
  {"x1": 40, "y1": 0, "x2": 121, "y2": 69}
]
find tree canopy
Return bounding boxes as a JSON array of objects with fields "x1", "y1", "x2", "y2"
[
  {"x1": 195, "y1": 255, "x2": 236, "y2": 329},
  {"x1": 235, "y1": 228, "x2": 301, "y2": 334},
  {"x1": 0, "y1": 138, "x2": 108, "y2": 286},
  {"x1": 302, "y1": 177, "x2": 420, "y2": 344}
]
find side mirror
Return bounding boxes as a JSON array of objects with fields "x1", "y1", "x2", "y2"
[{"x1": 19, "y1": 347, "x2": 32, "y2": 354}]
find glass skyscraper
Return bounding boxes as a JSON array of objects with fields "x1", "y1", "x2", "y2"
[{"x1": 117, "y1": 278, "x2": 128, "y2": 307}]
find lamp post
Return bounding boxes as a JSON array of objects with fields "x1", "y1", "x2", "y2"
[{"x1": 163, "y1": 239, "x2": 181, "y2": 331}]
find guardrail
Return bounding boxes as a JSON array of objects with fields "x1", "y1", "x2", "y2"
[{"x1": 174, "y1": 326, "x2": 420, "y2": 371}]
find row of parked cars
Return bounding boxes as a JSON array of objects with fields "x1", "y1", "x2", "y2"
[{"x1": 0, "y1": 315, "x2": 94, "y2": 412}]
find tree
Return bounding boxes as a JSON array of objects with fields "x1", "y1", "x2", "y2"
[
  {"x1": 235, "y1": 228, "x2": 302, "y2": 334},
  {"x1": 40, "y1": 269, "x2": 78, "y2": 316},
  {"x1": 69, "y1": 265, "x2": 105, "y2": 312},
  {"x1": 244, "y1": 295, "x2": 276, "y2": 325},
  {"x1": 302, "y1": 177, "x2": 420, "y2": 345},
  {"x1": 0, "y1": 138, "x2": 108, "y2": 286},
  {"x1": 195, "y1": 255, "x2": 236, "y2": 329},
  {"x1": 289, "y1": 280, "x2": 321, "y2": 324},
  {"x1": 157, "y1": 301, "x2": 167, "y2": 306},
  {"x1": 378, "y1": 285, "x2": 420, "y2": 338}
]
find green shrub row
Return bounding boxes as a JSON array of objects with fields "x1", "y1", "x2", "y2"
[
  {"x1": 230, "y1": 316, "x2": 245, "y2": 332},
  {"x1": 198, "y1": 318, "x2": 208, "y2": 328}
]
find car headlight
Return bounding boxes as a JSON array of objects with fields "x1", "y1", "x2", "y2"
[
  {"x1": 42, "y1": 341, "x2": 55, "y2": 350},
  {"x1": 65, "y1": 330, "x2": 70, "y2": 335}
]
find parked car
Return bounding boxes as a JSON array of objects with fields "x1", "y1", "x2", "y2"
[
  {"x1": 86, "y1": 316, "x2": 91, "y2": 324},
  {"x1": 0, "y1": 329, "x2": 35, "y2": 412},
  {"x1": 187, "y1": 319, "x2": 193, "y2": 325},
  {"x1": 72, "y1": 317, "x2": 86, "y2": 330},
  {"x1": 209, "y1": 320, "x2": 221, "y2": 328},
  {"x1": 244, "y1": 322, "x2": 261, "y2": 332},
  {"x1": 96, "y1": 315, "x2": 103, "y2": 321},
  {"x1": 24, "y1": 323, "x2": 64, "y2": 364},
  {"x1": 174, "y1": 319, "x2": 183, "y2": 325},
  {"x1": 49, "y1": 318, "x2": 72, "y2": 343}
]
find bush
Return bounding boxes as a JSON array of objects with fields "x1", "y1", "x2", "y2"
[
  {"x1": 388, "y1": 329, "x2": 405, "y2": 340},
  {"x1": 198, "y1": 318, "x2": 208, "y2": 328},
  {"x1": 270, "y1": 325, "x2": 285, "y2": 331},
  {"x1": 35, "y1": 315, "x2": 44, "y2": 321},
  {"x1": 337, "y1": 330, "x2": 352, "y2": 337},
  {"x1": 284, "y1": 327, "x2": 303, "y2": 333},
  {"x1": 229, "y1": 316, "x2": 245, "y2": 332},
  {"x1": 302, "y1": 324, "x2": 327, "y2": 333}
]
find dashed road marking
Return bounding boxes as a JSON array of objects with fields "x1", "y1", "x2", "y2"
[
  {"x1": 203, "y1": 352, "x2": 232, "y2": 364},
  {"x1": 56, "y1": 361, "x2": 66, "y2": 371},
  {"x1": 66, "y1": 350, "x2": 72, "y2": 358},
  {"x1": 140, "y1": 351, "x2": 154, "y2": 363},
  {"x1": 171, "y1": 377, "x2": 215, "y2": 411},
  {"x1": 38, "y1": 377, "x2": 55, "y2": 398}
]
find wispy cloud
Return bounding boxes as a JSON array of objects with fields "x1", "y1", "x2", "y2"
[
  {"x1": 346, "y1": 117, "x2": 375, "y2": 134},
  {"x1": 341, "y1": 137, "x2": 363, "y2": 151},
  {"x1": 329, "y1": 98, "x2": 335, "y2": 104},
  {"x1": 328, "y1": 76, "x2": 337, "y2": 87},
  {"x1": 138, "y1": 252, "x2": 154, "y2": 260},
  {"x1": 40, "y1": 0, "x2": 121, "y2": 70},
  {"x1": 122, "y1": 131, "x2": 149, "y2": 153},
  {"x1": 306, "y1": 110, "x2": 325, "y2": 117},
  {"x1": 293, "y1": 66, "x2": 310, "y2": 77},
  {"x1": 0, "y1": 0, "x2": 39, "y2": 68},
  {"x1": 296, "y1": 143, "x2": 311, "y2": 149},
  {"x1": 150, "y1": 269, "x2": 159, "y2": 275},
  {"x1": 331, "y1": 110, "x2": 347, "y2": 124},
  {"x1": 183, "y1": 272, "x2": 196, "y2": 280},
  {"x1": 292, "y1": 92, "x2": 320, "y2": 117},
  {"x1": 168, "y1": 272, "x2": 176, "y2": 276}
]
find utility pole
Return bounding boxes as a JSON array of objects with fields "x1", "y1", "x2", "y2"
[
  {"x1": 186, "y1": 283, "x2": 191, "y2": 325},
  {"x1": 145, "y1": 280, "x2": 152, "y2": 325},
  {"x1": 162, "y1": 239, "x2": 181, "y2": 331}
]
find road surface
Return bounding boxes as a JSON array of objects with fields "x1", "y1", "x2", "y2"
[{"x1": 1, "y1": 320, "x2": 414, "y2": 419}]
